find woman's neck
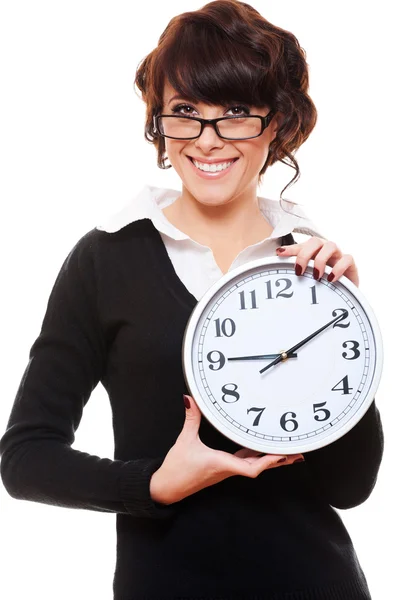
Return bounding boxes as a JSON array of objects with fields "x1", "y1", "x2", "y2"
[{"x1": 162, "y1": 187, "x2": 274, "y2": 248}]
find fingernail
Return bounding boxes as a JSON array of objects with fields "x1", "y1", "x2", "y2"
[
  {"x1": 293, "y1": 457, "x2": 305, "y2": 463},
  {"x1": 295, "y1": 264, "x2": 302, "y2": 276},
  {"x1": 327, "y1": 272, "x2": 335, "y2": 282},
  {"x1": 183, "y1": 394, "x2": 191, "y2": 409},
  {"x1": 313, "y1": 268, "x2": 320, "y2": 280},
  {"x1": 276, "y1": 247, "x2": 285, "y2": 253},
  {"x1": 277, "y1": 457, "x2": 287, "y2": 464}
]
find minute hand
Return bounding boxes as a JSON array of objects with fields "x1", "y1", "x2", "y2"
[{"x1": 259, "y1": 309, "x2": 349, "y2": 375}]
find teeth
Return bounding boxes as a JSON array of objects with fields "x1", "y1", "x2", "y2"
[{"x1": 192, "y1": 158, "x2": 234, "y2": 172}]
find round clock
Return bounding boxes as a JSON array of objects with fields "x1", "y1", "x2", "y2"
[{"x1": 182, "y1": 256, "x2": 383, "y2": 454}]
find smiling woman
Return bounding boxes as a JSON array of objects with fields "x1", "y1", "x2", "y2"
[
  {"x1": 133, "y1": 0, "x2": 321, "y2": 267},
  {"x1": 135, "y1": 1, "x2": 317, "y2": 201}
]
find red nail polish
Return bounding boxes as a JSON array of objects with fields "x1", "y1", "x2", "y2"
[
  {"x1": 277, "y1": 457, "x2": 287, "y2": 464},
  {"x1": 313, "y1": 268, "x2": 320, "y2": 280},
  {"x1": 183, "y1": 394, "x2": 191, "y2": 409},
  {"x1": 276, "y1": 247, "x2": 284, "y2": 253},
  {"x1": 293, "y1": 457, "x2": 305, "y2": 463},
  {"x1": 295, "y1": 264, "x2": 302, "y2": 276},
  {"x1": 327, "y1": 272, "x2": 334, "y2": 282}
]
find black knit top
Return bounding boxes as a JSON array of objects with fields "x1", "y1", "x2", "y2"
[{"x1": 0, "y1": 219, "x2": 384, "y2": 599}]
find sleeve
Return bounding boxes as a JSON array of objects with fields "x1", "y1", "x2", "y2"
[
  {"x1": 0, "y1": 230, "x2": 176, "y2": 519},
  {"x1": 302, "y1": 399, "x2": 384, "y2": 509}
]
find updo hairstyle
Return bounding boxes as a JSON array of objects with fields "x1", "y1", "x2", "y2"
[{"x1": 134, "y1": 0, "x2": 317, "y2": 206}]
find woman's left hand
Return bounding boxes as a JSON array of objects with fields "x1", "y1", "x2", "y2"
[{"x1": 276, "y1": 237, "x2": 360, "y2": 288}]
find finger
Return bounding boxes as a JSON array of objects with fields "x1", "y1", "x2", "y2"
[
  {"x1": 311, "y1": 241, "x2": 343, "y2": 280},
  {"x1": 288, "y1": 453, "x2": 305, "y2": 464},
  {"x1": 181, "y1": 394, "x2": 202, "y2": 437},
  {"x1": 276, "y1": 237, "x2": 324, "y2": 260},
  {"x1": 234, "y1": 448, "x2": 266, "y2": 459},
  {"x1": 234, "y1": 449, "x2": 302, "y2": 463},
  {"x1": 222, "y1": 450, "x2": 304, "y2": 477},
  {"x1": 325, "y1": 254, "x2": 359, "y2": 287},
  {"x1": 276, "y1": 243, "x2": 302, "y2": 255},
  {"x1": 277, "y1": 237, "x2": 326, "y2": 276},
  {"x1": 268, "y1": 453, "x2": 305, "y2": 469},
  {"x1": 233, "y1": 451, "x2": 271, "y2": 465},
  {"x1": 230, "y1": 453, "x2": 289, "y2": 476}
]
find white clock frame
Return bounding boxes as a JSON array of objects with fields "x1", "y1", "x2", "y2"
[{"x1": 182, "y1": 256, "x2": 383, "y2": 454}]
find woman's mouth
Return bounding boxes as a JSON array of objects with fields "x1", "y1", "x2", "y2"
[{"x1": 187, "y1": 156, "x2": 239, "y2": 179}]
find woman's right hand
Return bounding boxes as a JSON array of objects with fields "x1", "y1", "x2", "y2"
[{"x1": 149, "y1": 394, "x2": 304, "y2": 505}]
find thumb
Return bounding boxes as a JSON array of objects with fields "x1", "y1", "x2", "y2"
[{"x1": 182, "y1": 394, "x2": 202, "y2": 432}]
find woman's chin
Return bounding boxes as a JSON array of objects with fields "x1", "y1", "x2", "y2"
[
  {"x1": 188, "y1": 191, "x2": 237, "y2": 207},
  {"x1": 181, "y1": 179, "x2": 241, "y2": 205}
]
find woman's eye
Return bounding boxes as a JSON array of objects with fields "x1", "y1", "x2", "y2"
[
  {"x1": 227, "y1": 105, "x2": 250, "y2": 116},
  {"x1": 171, "y1": 104, "x2": 196, "y2": 115}
]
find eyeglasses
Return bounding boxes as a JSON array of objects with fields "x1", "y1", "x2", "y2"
[{"x1": 153, "y1": 110, "x2": 275, "y2": 141}]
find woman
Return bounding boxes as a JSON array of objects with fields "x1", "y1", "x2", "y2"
[{"x1": 0, "y1": 1, "x2": 383, "y2": 599}]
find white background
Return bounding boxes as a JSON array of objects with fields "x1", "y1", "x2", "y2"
[{"x1": 0, "y1": 1, "x2": 396, "y2": 598}]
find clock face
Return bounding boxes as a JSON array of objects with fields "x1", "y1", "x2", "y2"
[{"x1": 182, "y1": 256, "x2": 383, "y2": 454}]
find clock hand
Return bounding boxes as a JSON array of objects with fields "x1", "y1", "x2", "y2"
[
  {"x1": 228, "y1": 352, "x2": 297, "y2": 361},
  {"x1": 259, "y1": 310, "x2": 349, "y2": 375}
]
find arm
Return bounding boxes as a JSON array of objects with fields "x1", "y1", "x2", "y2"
[
  {"x1": 303, "y1": 399, "x2": 384, "y2": 509},
  {"x1": 0, "y1": 230, "x2": 175, "y2": 519},
  {"x1": 276, "y1": 234, "x2": 383, "y2": 508}
]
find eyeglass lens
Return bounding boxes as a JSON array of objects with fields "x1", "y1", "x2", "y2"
[{"x1": 158, "y1": 116, "x2": 262, "y2": 139}]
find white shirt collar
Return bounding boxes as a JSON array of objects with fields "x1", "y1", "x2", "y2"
[{"x1": 96, "y1": 184, "x2": 327, "y2": 241}]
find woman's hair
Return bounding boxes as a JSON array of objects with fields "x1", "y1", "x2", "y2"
[{"x1": 134, "y1": 0, "x2": 317, "y2": 210}]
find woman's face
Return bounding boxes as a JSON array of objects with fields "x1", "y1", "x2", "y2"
[{"x1": 161, "y1": 81, "x2": 279, "y2": 208}]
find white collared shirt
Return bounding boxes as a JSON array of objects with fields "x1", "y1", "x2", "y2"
[{"x1": 97, "y1": 185, "x2": 326, "y2": 301}]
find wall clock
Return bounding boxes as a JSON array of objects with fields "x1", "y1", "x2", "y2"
[{"x1": 182, "y1": 256, "x2": 383, "y2": 454}]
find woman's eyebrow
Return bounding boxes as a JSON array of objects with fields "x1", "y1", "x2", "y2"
[
  {"x1": 167, "y1": 96, "x2": 253, "y2": 107},
  {"x1": 168, "y1": 94, "x2": 198, "y2": 105}
]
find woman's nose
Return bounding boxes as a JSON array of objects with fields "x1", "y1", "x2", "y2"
[{"x1": 194, "y1": 123, "x2": 225, "y2": 152}]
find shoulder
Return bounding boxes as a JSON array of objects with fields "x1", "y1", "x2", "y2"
[
  {"x1": 70, "y1": 219, "x2": 155, "y2": 257},
  {"x1": 70, "y1": 219, "x2": 160, "y2": 278},
  {"x1": 56, "y1": 221, "x2": 151, "y2": 287},
  {"x1": 53, "y1": 219, "x2": 156, "y2": 301}
]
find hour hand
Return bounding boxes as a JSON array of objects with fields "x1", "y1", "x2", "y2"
[{"x1": 228, "y1": 352, "x2": 297, "y2": 361}]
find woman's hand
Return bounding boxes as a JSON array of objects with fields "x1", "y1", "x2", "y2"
[
  {"x1": 149, "y1": 395, "x2": 304, "y2": 505},
  {"x1": 276, "y1": 237, "x2": 360, "y2": 287}
]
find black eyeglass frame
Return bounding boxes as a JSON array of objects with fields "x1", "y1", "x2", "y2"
[{"x1": 153, "y1": 110, "x2": 276, "y2": 141}]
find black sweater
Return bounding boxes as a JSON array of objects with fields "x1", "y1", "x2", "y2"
[{"x1": 0, "y1": 219, "x2": 384, "y2": 600}]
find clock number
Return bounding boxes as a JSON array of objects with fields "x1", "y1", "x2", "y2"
[
  {"x1": 342, "y1": 340, "x2": 361, "y2": 360},
  {"x1": 265, "y1": 278, "x2": 294, "y2": 300},
  {"x1": 280, "y1": 411, "x2": 298, "y2": 432},
  {"x1": 239, "y1": 289, "x2": 258, "y2": 310},
  {"x1": 207, "y1": 350, "x2": 226, "y2": 371},
  {"x1": 331, "y1": 375, "x2": 353, "y2": 395},
  {"x1": 214, "y1": 318, "x2": 236, "y2": 337},
  {"x1": 221, "y1": 383, "x2": 240, "y2": 403},
  {"x1": 332, "y1": 308, "x2": 350, "y2": 329},
  {"x1": 247, "y1": 406, "x2": 266, "y2": 427},
  {"x1": 310, "y1": 284, "x2": 319, "y2": 305},
  {"x1": 313, "y1": 402, "x2": 331, "y2": 422}
]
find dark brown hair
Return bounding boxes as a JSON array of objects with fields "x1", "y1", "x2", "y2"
[{"x1": 134, "y1": 0, "x2": 317, "y2": 205}]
